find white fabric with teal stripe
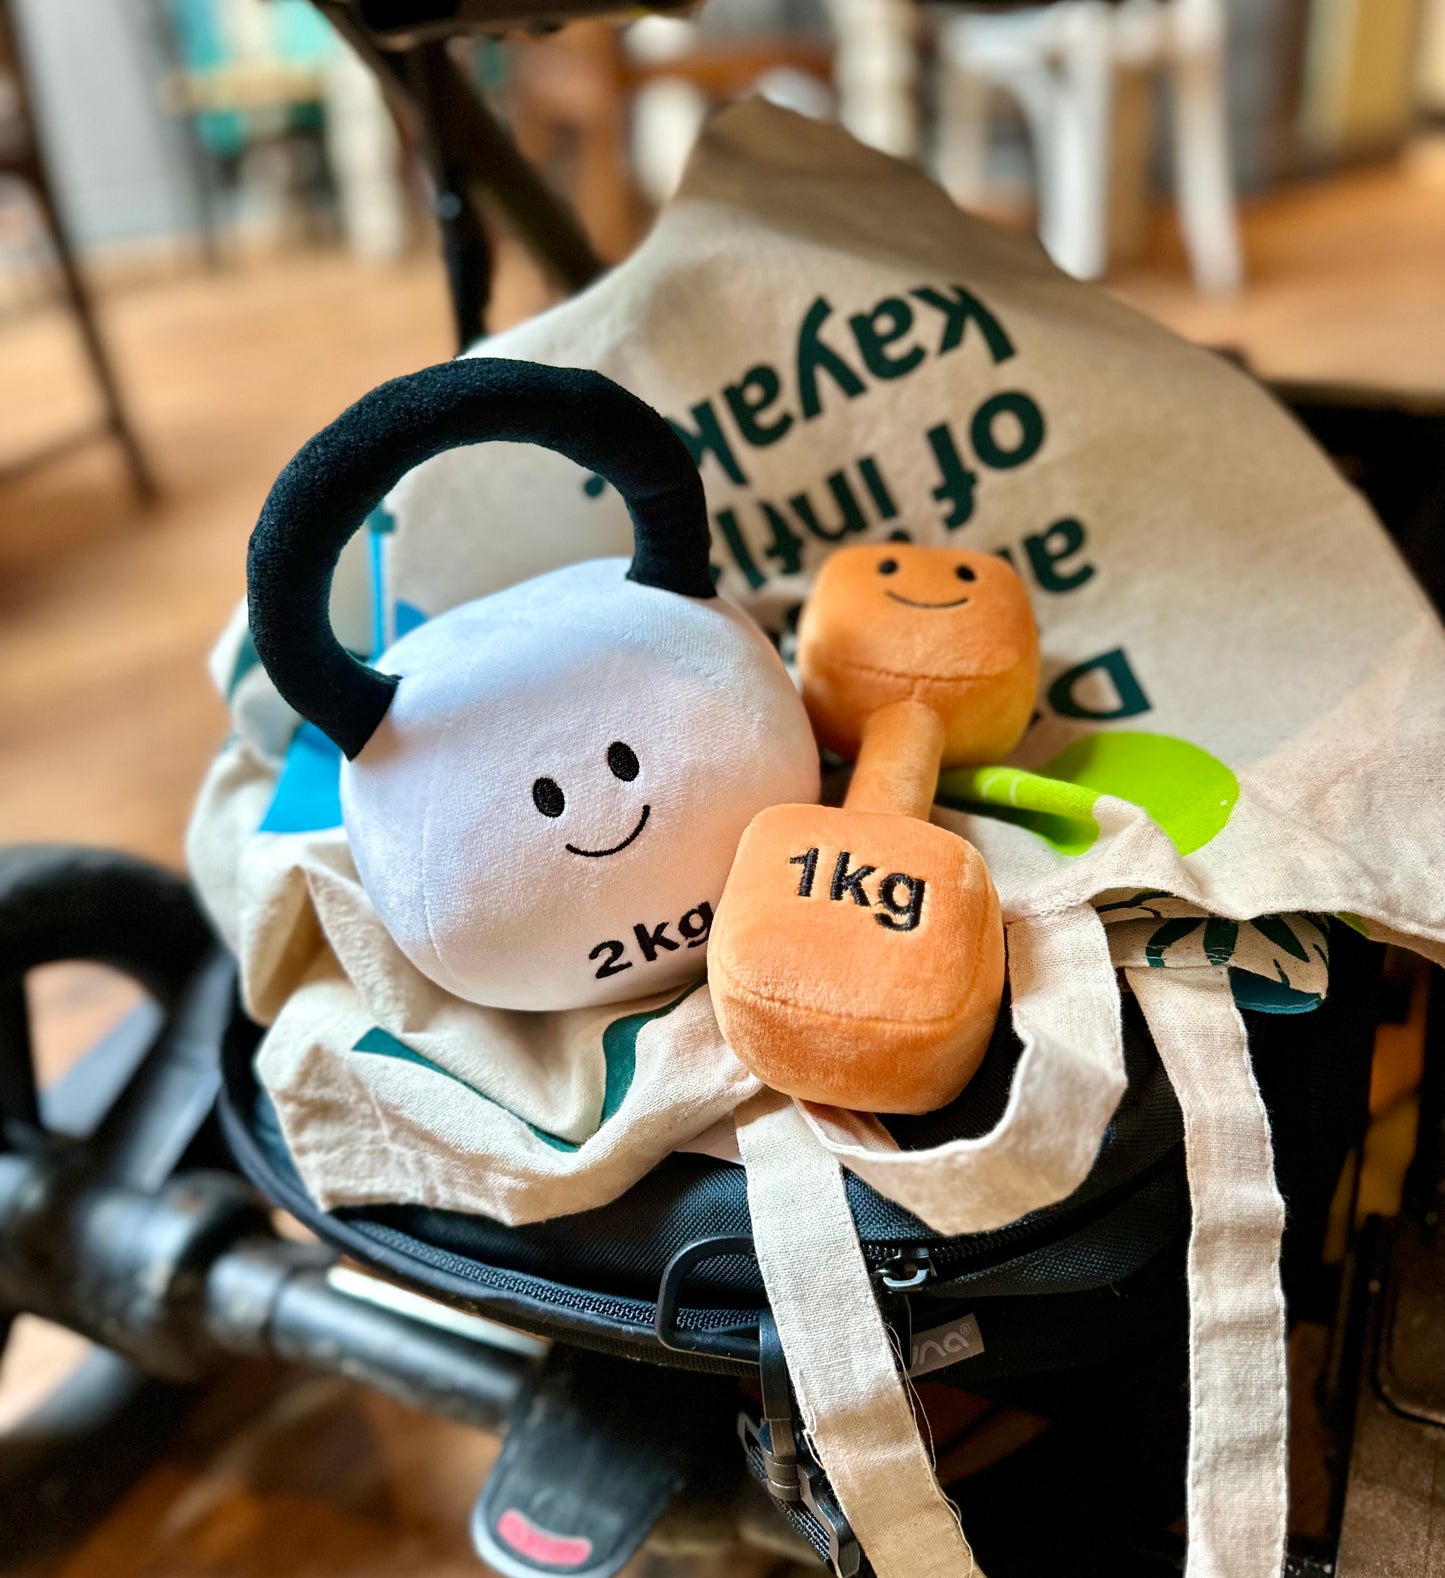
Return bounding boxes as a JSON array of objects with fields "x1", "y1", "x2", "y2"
[{"x1": 253, "y1": 947, "x2": 760, "y2": 1224}]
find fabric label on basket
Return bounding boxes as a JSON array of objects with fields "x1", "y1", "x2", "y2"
[{"x1": 907, "y1": 1314, "x2": 985, "y2": 1379}]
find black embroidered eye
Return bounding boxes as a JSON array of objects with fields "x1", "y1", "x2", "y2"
[
  {"x1": 878, "y1": 558, "x2": 899, "y2": 575},
  {"x1": 532, "y1": 777, "x2": 565, "y2": 817},
  {"x1": 955, "y1": 564, "x2": 977, "y2": 582},
  {"x1": 607, "y1": 741, "x2": 640, "y2": 781}
]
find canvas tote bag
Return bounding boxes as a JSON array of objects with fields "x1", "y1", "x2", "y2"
[{"x1": 189, "y1": 99, "x2": 1445, "y2": 1577}]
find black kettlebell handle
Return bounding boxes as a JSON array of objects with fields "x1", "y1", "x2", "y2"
[{"x1": 247, "y1": 358, "x2": 713, "y2": 760}]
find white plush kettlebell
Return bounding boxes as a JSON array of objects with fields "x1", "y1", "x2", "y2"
[{"x1": 247, "y1": 358, "x2": 819, "y2": 1010}]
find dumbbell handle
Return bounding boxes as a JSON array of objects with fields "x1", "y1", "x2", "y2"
[{"x1": 843, "y1": 699, "x2": 946, "y2": 821}]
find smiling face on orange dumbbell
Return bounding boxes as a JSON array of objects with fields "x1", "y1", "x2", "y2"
[{"x1": 799, "y1": 543, "x2": 1039, "y2": 764}]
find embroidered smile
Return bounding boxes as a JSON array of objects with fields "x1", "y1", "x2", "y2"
[
  {"x1": 885, "y1": 593, "x2": 971, "y2": 610},
  {"x1": 566, "y1": 804, "x2": 651, "y2": 858}
]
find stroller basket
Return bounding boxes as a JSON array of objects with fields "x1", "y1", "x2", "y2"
[{"x1": 216, "y1": 925, "x2": 1376, "y2": 1382}]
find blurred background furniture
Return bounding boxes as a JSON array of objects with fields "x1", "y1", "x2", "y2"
[
  {"x1": 828, "y1": 0, "x2": 922, "y2": 156},
  {"x1": 155, "y1": 0, "x2": 414, "y2": 261},
  {"x1": 0, "y1": 0, "x2": 154, "y2": 499},
  {"x1": 156, "y1": 0, "x2": 340, "y2": 254},
  {"x1": 1296, "y1": 0, "x2": 1430, "y2": 171},
  {"x1": 507, "y1": 12, "x2": 832, "y2": 231},
  {"x1": 503, "y1": 0, "x2": 1248, "y2": 291},
  {"x1": 936, "y1": 0, "x2": 1243, "y2": 290}
]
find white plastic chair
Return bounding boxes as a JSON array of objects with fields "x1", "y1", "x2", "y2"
[{"x1": 936, "y1": 0, "x2": 1244, "y2": 293}]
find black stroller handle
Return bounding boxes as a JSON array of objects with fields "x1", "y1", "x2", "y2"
[
  {"x1": 0, "y1": 845, "x2": 219, "y2": 1179},
  {"x1": 0, "y1": 844, "x2": 212, "y2": 1013},
  {"x1": 246, "y1": 357, "x2": 714, "y2": 760}
]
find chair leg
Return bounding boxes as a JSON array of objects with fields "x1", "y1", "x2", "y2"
[
  {"x1": 1040, "y1": 1, "x2": 1115, "y2": 281},
  {"x1": 24, "y1": 170, "x2": 157, "y2": 504},
  {"x1": 630, "y1": 78, "x2": 709, "y2": 209},
  {"x1": 1167, "y1": 0, "x2": 1244, "y2": 295},
  {"x1": 823, "y1": 0, "x2": 922, "y2": 159},
  {"x1": 323, "y1": 45, "x2": 409, "y2": 263},
  {"x1": 992, "y1": 53, "x2": 1068, "y2": 250},
  {"x1": 935, "y1": 35, "x2": 993, "y2": 210}
]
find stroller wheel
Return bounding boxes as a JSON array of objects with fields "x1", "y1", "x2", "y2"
[{"x1": 0, "y1": 845, "x2": 223, "y2": 1560}]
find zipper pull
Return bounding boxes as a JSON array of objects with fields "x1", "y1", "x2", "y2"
[
  {"x1": 875, "y1": 1247, "x2": 935, "y2": 1294},
  {"x1": 872, "y1": 1248, "x2": 935, "y2": 1368}
]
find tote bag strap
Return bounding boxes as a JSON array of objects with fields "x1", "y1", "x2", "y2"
[
  {"x1": 796, "y1": 903, "x2": 1126, "y2": 1237},
  {"x1": 1127, "y1": 965, "x2": 1288, "y2": 1578},
  {"x1": 737, "y1": 1088, "x2": 982, "y2": 1578}
]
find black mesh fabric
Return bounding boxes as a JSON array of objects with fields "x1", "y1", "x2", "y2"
[{"x1": 219, "y1": 919, "x2": 1378, "y2": 1374}]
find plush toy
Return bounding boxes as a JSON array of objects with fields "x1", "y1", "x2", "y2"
[
  {"x1": 246, "y1": 358, "x2": 819, "y2": 1011},
  {"x1": 709, "y1": 543, "x2": 1040, "y2": 1113}
]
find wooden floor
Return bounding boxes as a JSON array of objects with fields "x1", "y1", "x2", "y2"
[
  {"x1": 1112, "y1": 136, "x2": 1445, "y2": 396},
  {"x1": 1, "y1": 141, "x2": 1443, "y2": 1574},
  {"x1": 2, "y1": 248, "x2": 452, "y2": 869}
]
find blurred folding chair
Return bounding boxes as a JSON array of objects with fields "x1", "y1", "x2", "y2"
[
  {"x1": 0, "y1": 0, "x2": 156, "y2": 501},
  {"x1": 934, "y1": 0, "x2": 1244, "y2": 291}
]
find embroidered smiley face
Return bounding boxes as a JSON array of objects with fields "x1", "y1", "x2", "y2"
[
  {"x1": 532, "y1": 741, "x2": 652, "y2": 858},
  {"x1": 798, "y1": 543, "x2": 1040, "y2": 766},
  {"x1": 876, "y1": 553, "x2": 977, "y2": 610}
]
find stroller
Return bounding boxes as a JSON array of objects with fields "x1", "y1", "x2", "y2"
[
  {"x1": 0, "y1": 837, "x2": 1419, "y2": 1577},
  {"x1": 6, "y1": 6, "x2": 1445, "y2": 1573}
]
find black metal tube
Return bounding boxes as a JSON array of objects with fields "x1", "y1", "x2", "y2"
[
  {"x1": 1406, "y1": 965, "x2": 1445, "y2": 1234},
  {"x1": 348, "y1": 0, "x2": 691, "y2": 48},
  {"x1": 269, "y1": 1268, "x2": 533, "y2": 1430},
  {"x1": 317, "y1": 1, "x2": 603, "y2": 345},
  {"x1": 0, "y1": 1162, "x2": 272, "y2": 1381},
  {"x1": 401, "y1": 41, "x2": 497, "y2": 348},
  {"x1": 204, "y1": 1239, "x2": 535, "y2": 1432},
  {"x1": 1, "y1": 1145, "x2": 535, "y2": 1425},
  {"x1": 415, "y1": 48, "x2": 602, "y2": 298}
]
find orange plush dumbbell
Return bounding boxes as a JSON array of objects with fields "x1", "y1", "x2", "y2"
[{"x1": 709, "y1": 544, "x2": 1040, "y2": 1114}]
